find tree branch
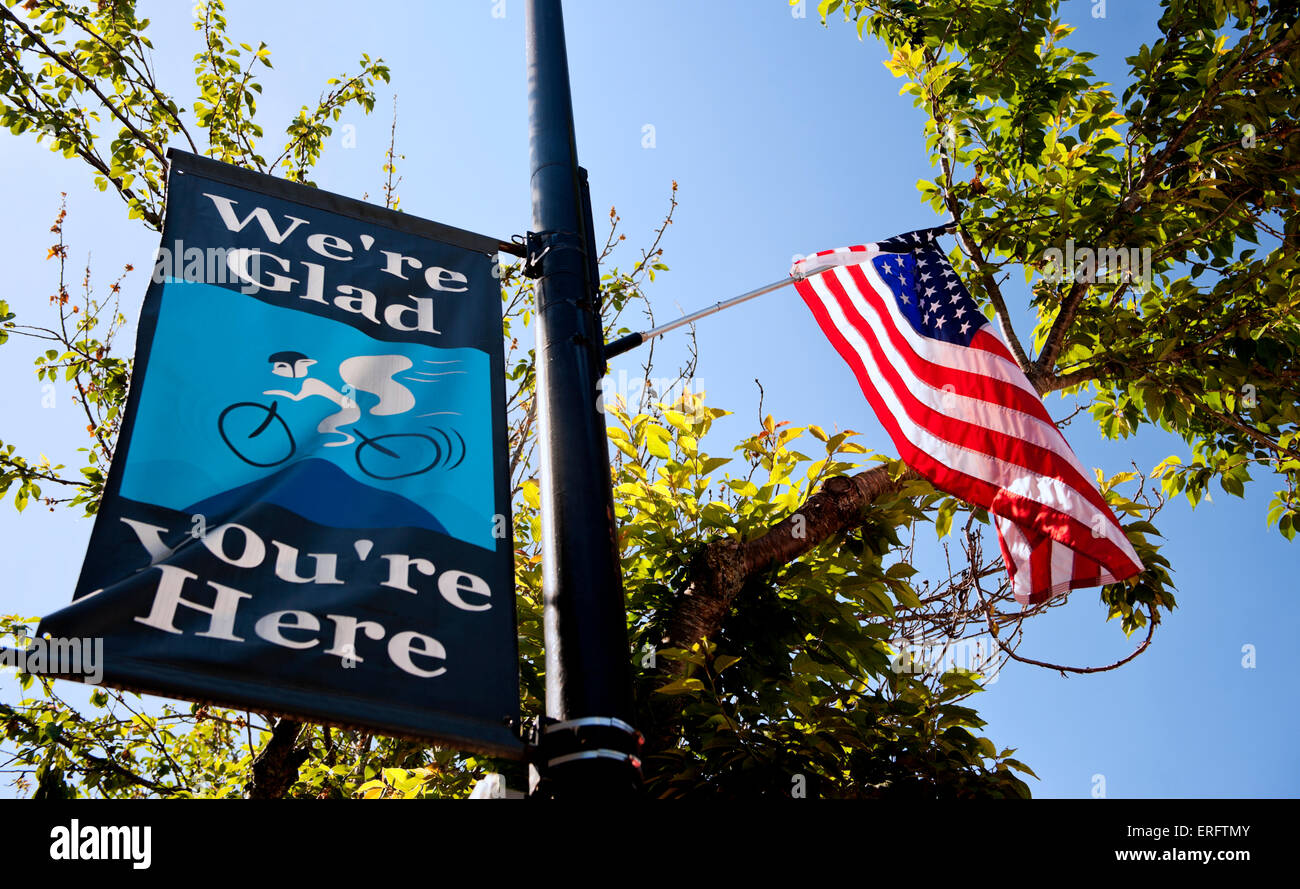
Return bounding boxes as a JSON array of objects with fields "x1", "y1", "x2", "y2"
[
  {"x1": 0, "y1": 4, "x2": 168, "y2": 170},
  {"x1": 919, "y1": 47, "x2": 1034, "y2": 375},
  {"x1": 1034, "y1": 278, "x2": 1090, "y2": 375},
  {"x1": 988, "y1": 606, "x2": 1157, "y2": 675},
  {"x1": 246, "y1": 718, "x2": 309, "y2": 799},
  {"x1": 663, "y1": 464, "x2": 921, "y2": 653},
  {"x1": 1035, "y1": 27, "x2": 1296, "y2": 377}
]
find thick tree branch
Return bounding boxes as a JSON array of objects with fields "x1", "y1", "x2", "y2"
[
  {"x1": 663, "y1": 464, "x2": 921, "y2": 653},
  {"x1": 952, "y1": 218, "x2": 1038, "y2": 378},
  {"x1": 246, "y1": 718, "x2": 309, "y2": 799},
  {"x1": 1034, "y1": 278, "x2": 1090, "y2": 375},
  {"x1": 1042, "y1": 367, "x2": 1098, "y2": 393}
]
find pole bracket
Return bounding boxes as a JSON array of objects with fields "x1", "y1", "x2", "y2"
[{"x1": 522, "y1": 229, "x2": 586, "y2": 281}]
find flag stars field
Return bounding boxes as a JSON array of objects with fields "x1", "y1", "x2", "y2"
[{"x1": 871, "y1": 247, "x2": 982, "y2": 348}]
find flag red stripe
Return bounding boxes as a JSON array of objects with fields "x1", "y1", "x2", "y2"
[{"x1": 968, "y1": 327, "x2": 1022, "y2": 363}]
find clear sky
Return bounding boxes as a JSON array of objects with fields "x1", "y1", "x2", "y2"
[{"x1": 1, "y1": 0, "x2": 1295, "y2": 798}]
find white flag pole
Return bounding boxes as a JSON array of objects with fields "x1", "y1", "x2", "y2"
[{"x1": 603, "y1": 274, "x2": 803, "y2": 360}]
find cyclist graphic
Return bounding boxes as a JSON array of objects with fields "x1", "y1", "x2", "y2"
[
  {"x1": 217, "y1": 351, "x2": 466, "y2": 480},
  {"x1": 263, "y1": 351, "x2": 416, "y2": 447}
]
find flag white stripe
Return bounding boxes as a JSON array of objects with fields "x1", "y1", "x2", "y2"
[
  {"x1": 793, "y1": 246, "x2": 878, "y2": 277},
  {"x1": 997, "y1": 517, "x2": 1033, "y2": 598},
  {"x1": 1051, "y1": 538, "x2": 1075, "y2": 591}
]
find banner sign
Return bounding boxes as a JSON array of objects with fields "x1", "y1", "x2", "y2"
[{"x1": 39, "y1": 150, "x2": 522, "y2": 757}]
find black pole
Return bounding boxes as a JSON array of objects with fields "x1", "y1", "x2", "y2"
[{"x1": 525, "y1": 0, "x2": 640, "y2": 796}]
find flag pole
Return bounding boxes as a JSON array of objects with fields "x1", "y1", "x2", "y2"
[{"x1": 603, "y1": 274, "x2": 803, "y2": 360}]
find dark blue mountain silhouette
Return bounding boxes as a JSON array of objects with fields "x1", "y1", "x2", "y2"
[{"x1": 185, "y1": 457, "x2": 447, "y2": 534}]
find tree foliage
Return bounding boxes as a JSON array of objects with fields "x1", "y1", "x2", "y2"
[{"x1": 837, "y1": 0, "x2": 1298, "y2": 544}]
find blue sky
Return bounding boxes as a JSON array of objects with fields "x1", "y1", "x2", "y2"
[{"x1": 1, "y1": 0, "x2": 1295, "y2": 798}]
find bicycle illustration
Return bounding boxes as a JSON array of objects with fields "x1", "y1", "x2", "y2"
[{"x1": 218, "y1": 399, "x2": 466, "y2": 480}]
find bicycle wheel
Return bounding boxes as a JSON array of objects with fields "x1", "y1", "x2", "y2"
[
  {"x1": 431, "y1": 426, "x2": 466, "y2": 470},
  {"x1": 354, "y1": 431, "x2": 441, "y2": 480},
  {"x1": 218, "y1": 401, "x2": 296, "y2": 467}
]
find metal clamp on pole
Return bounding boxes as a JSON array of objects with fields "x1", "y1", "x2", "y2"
[
  {"x1": 523, "y1": 230, "x2": 587, "y2": 282},
  {"x1": 603, "y1": 331, "x2": 645, "y2": 360},
  {"x1": 529, "y1": 715, "x2": 644, "y2": 797},
  {"x1": 525, "y1": 228, "x2": 607, "y2": 376},
  {"x1": 543, "y1": 715, "x2": 642, "y2": 742}
]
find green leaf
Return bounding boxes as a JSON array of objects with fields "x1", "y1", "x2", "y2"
[
  {"x1": 712, "y1": 655, "x2": 741, "y2": 674},
  {"x1": 886, "y1": 562, "x2": 918, "y2": 579},
  {"x1": 643, "y1": 424, "x2": 672, "y2": 460},
  {"x1": 655, "y1": 677, "x2": 705, "y2": 696}
]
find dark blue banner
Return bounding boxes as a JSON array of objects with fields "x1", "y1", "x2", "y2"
[{"x1": 39, "y1": 150, "x2": 522, "y2": 757}]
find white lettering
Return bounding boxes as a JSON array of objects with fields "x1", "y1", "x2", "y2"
[
  {"x1": 383, "y1": 296, "x2": 439, "y2": 333},
  {"x1": 119, "y1": 517, "x2": 176, "y2": 564},
  {"x1": 133, "y1": 565, "x2": 250, "y2": 641},
  {"x1": 324, "y1": 614, "x2": 386, "y2": 662},
  {"x1": 379, "y1": 553, "x2": 435, "y2": 594},
  {"x1": 255, "y1": 610, "x2": 321, "y2": 650},
  {"x1": 333, "y1": 285, "x2": 381, "y2": 325},
  {"x1": 379, "y1": 250, "x2": 422, "y2": 280},
  {"x1": 423, "y1": 266, "x2": 468, "y2": 292},
  {"x1": 227, "y1": 248, "x2": 297, "y2": 293},
  {"x1": 438, "y1": 570, "x2": 492, "y2": 612},
  {"x1": 201, "y1": 523, "x2": 266, "y2": 568},
  {"x1": 306, "y1": 232, "x2": 353, "y2": 261},
  {"x1": 272, "y1": 541, "x2": 343, "y2": 584},
  {"x1": 388, "y1": 630, "x2": 447, "y2": 678},
  {"x1": 202, "y1": 193, "x2": 309, "y2": 244}
]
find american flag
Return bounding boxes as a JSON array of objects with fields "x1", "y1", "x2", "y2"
[{"x1": 792, "y1": 225, "x2": 1143, "y2": 604}]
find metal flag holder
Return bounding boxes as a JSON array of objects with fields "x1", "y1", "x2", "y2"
[{"x1": 603, "y1": 276, "x2": 805, "y2": 360}]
